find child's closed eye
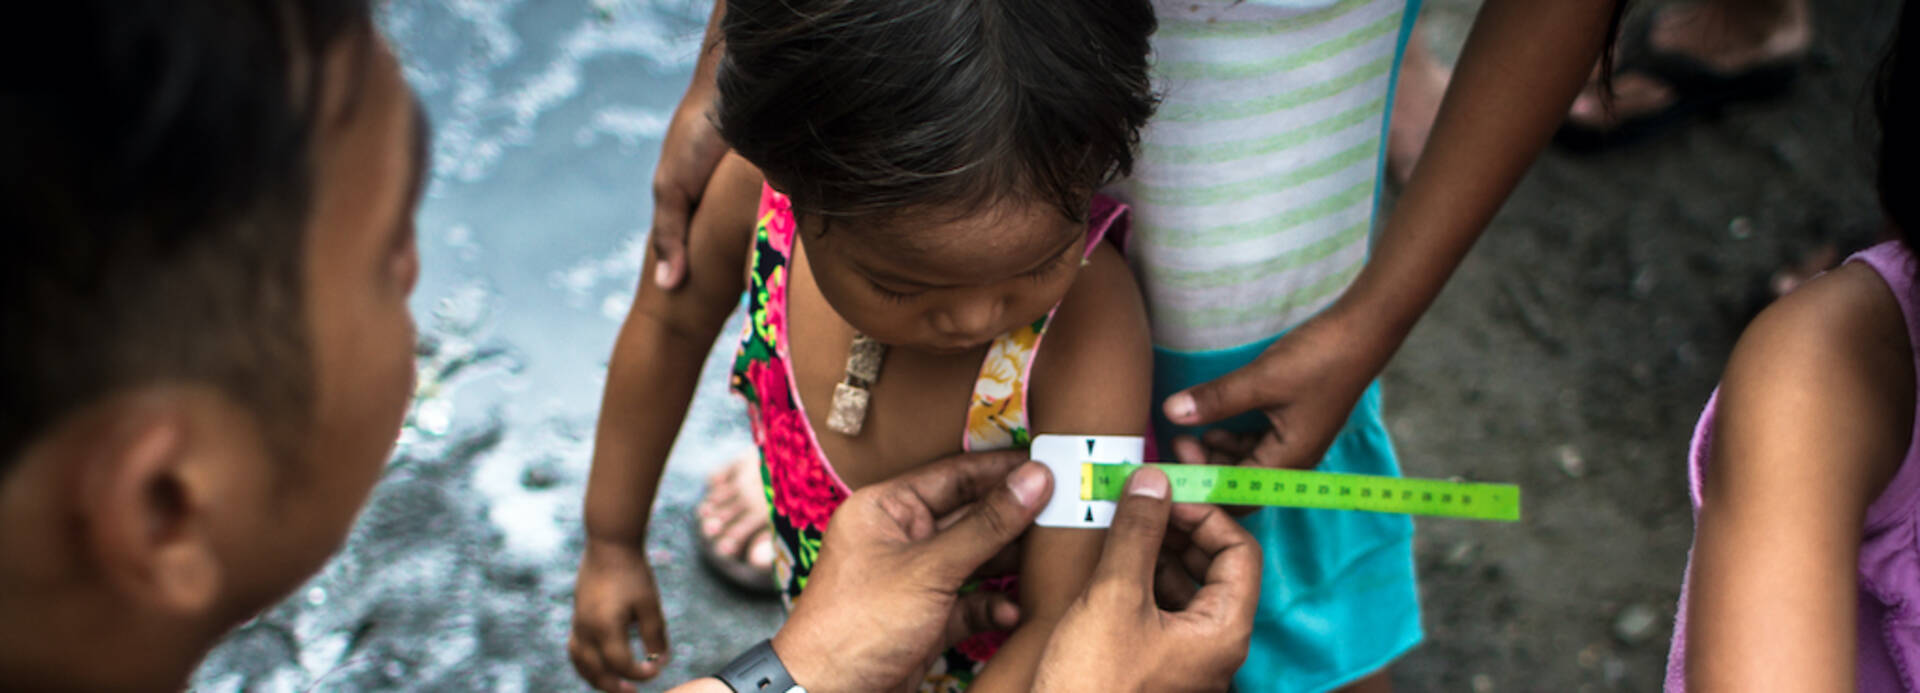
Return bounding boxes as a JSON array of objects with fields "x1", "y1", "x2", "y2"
[{"x1": 1018, "y1": 242, "x2": 1075, "y2": 282}]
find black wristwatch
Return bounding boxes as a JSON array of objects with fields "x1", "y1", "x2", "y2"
[{"x1": 714, "y1": 639, "x2": 807, "y2": 693}]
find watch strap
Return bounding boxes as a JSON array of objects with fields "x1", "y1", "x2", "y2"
[{"x1": 714, "y1": 639, "x2": 805, "y2": 693}]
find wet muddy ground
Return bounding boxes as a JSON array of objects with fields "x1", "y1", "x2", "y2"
[{"x1": 191, "y1": 0, "x2": 1905, "y2": 690}]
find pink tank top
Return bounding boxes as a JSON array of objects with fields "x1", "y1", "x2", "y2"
[{"x1": 1666, "y1": 241, "x2": 1920, "y2": 691}]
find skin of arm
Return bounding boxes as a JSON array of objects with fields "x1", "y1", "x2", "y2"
[
  {"x1": 967, "y1": 242, "x2": 1155, "y2": 691},
  {"x1": 570, "y1": 155, "x2": 761, "y2": 688},
  {"x1": 1685, "y1": 263, "x2": 1915, "y2": 689},
  {"x1": 646, "y1": 0, "x2": 728, "y2": 290},
  {"x1": 1334, "y1": 0, "x2": 1621, "y2": 363}
]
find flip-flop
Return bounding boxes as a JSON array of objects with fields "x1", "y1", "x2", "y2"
[{"x1": 1556, "y1": 13, "x2": 1803, "y2": 153}]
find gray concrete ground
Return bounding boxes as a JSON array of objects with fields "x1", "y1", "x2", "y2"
[{"x1": 190, "y1": 0, "x2": 1906, "y2": 690}]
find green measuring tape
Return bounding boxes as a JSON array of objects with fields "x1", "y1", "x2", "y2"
[{"x1": 1080, "y1": 463, "x2": 1521, "y2": 522}]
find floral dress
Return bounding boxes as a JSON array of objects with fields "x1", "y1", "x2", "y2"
[{"x1": 729, "y1": 185, "x2": 1127, "y2": 691}]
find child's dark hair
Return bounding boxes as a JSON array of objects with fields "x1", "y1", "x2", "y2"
[
  {"x1": 0, "y1": 0, "x2": 371, "y2": 474},
  {"x1": 1880, "y1": 0, "x2": 1918, "y2": 245},
  {"x1": 715, "y1": 0, "x2": 1157, "y2": 224}
]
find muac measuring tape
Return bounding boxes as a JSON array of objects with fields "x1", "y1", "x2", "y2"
[{"x1": 1031, "y1": 434, "x2": 1520, "y2": 527}]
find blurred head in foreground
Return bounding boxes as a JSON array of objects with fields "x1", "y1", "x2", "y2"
[{"x1": 0, "y1": 1, "x2": 427, "y2": 688}]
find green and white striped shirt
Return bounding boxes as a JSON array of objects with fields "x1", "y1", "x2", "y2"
[{"x1": 1115, "y1": 0, "x2": 1412, "y2": 352}]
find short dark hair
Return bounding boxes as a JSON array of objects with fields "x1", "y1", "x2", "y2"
[
  {"x1": 1880, "y1": 0, "x2": 1918, "y2": 245},
  {"x1": 715, "y1": 0, "x2": 1157, "y2": 223},
  {"x1": 0, "y1": 0, "x2": 372, "y2": 474}
]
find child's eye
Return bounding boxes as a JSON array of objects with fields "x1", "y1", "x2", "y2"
[
  {"x1": 871, "y1": 282, "x2": 921, "y2": 303},
  {"x1": 1019, "y1": 245, "x2": 1073, "y2": 282}
]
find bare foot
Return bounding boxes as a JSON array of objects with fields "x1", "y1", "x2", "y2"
[
  {"x1": 694, "y1": 454, "x2": 776, "y2": 591},
  {"x1": 1388, "y1": 28, "x2": 1451, "y2": 185},
  {"x1": 1565, "y1": 0, "x2": 1812, "y2": 130}
]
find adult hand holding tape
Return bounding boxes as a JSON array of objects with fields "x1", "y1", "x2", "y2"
[{"x1": 1034, "y1": 466, "x2": 1262, "y2": 692}]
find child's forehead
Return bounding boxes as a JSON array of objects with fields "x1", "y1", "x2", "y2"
[{"x1": 833, "y1": 200, "x2": 1081, "y2": 278}]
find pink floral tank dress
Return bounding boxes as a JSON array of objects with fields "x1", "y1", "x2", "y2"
[{"x1": 730, "y1": 185, "x2": 1128, "y2": 691}]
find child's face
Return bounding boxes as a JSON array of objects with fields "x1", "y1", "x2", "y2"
[
  {"x1": 232, "y1": 33, "x2": 427, "y2": 607},
  {"x1": 801, "y1": 198, "x2": 1086, "y2": 352}
]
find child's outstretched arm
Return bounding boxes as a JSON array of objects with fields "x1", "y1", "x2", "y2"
[
  {"x1": 1164, "y1": 0, "x2": 1623, "y2": 471},
  {"x1": 1684, "y1": 264, "x2": 1912, "y2": 689},
  {"x1": 969, "y1": 242, "x2": 1154, "y2": 692},
  {"x1": 570, "y1": 155, "x2": 762, "y2": 690}
]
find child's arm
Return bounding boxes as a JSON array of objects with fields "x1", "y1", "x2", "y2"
[
  {"x1": 1684, "y1": 264, "x2": 1913, "y2": 689},
  {"x1": 969, "y1": 242, "x2": 1154, "y2": 692},
  {"x1": 570, "y1": 155, "x2": 761, "y2": 689},
  {"x1": 1165, "y1": 0, "x2": 1622, "y2": 471}
]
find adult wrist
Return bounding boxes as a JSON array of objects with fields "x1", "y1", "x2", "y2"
[
  {"x1": 715, "y1": 639, "x2": 807, "y2": 693},
  {"x1": 766, "y1": 629, "x2": 828, "y2": 691}
]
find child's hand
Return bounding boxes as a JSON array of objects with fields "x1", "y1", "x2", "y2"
[
  {"x1": 569, "y1": 538, "x2": 671, "y2": 692},
  {"x1": 1162, "y1": 311, "x2": 1382, "y2": 475}
]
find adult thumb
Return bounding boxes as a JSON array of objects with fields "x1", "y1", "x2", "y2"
[
  {"x1": 1089, "y1": 467, "x2": 1172, "y2": 592},
  {"x1": 923, "y1": 463, "x2": 1051, "y2": 580},
  {"x1": 1164, "y1": 360, "x2": 1273, "y2": 427}
]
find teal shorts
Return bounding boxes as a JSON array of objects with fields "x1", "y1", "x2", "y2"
[{"x1": 1154, "y1": 339, "x2": 1421, "y2": 693}]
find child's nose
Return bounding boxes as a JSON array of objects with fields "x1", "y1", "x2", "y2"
[{"x1": 933, "y1": 298, "x2": 1003, "y2": 339}]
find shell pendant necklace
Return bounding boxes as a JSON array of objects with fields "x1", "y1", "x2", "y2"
[{"x1": 826, "y1": 333, "x2": 886, "y2": 436}]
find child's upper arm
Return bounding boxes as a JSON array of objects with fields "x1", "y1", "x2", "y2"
[
  {"x1": 1685, "y1": 263, "x2": 1914, "y2": 690},
  {"x1": 1020, "y1": 241, "x2": 1153, "y2": 614},
  {"x1": 969, "y1": 242, "x2": 1152, "y2": 691},
  {"x1": 626, "y1": 153, "x2": 762, "y2": 340}
]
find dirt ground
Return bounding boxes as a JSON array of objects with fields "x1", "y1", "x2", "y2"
[
  {"x1": 186, "y1": 0, "x2": 1909, "y2": 690},
  {"x1": 1390, "y1": 1, "x2": 1898, "y2": 689}
]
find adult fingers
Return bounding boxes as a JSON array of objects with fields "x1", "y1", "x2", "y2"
[
  {"x1": 1166, "y1": 503, "x2": 1262, "y2": 629},
  {"x1": 1153, "y1": 557, "x2": 1199, "y2": 610},
  {"x1": 1089, "y1": 467, "x2": 1173, "y2": 594},
  {"x1": 894, "y1": 450, "x2": 1034, "y2": 518},
  {"x1": 943, "y1": 590, "x2": 1022, "y2": 649},
  {"x1": 1163, "y1": 358, "x2": 1279, "y2": 427},
  {"x1": 921, "y1": 462, "x2": 1051, "y2": 578}
]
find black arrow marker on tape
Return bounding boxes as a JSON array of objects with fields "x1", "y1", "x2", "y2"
[
  {"x1": 1086, "y1": 438, "x2": 1096, "y2": 455},
  {"x1": 1083, "y1": 506, "x2": 1094, "y2": 523}
]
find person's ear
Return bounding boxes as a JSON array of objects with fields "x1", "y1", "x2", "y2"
[{"x1": 69, "y1": 391, "x2": 225, "y2": 616}]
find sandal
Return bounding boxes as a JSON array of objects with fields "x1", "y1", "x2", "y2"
[{"x1": 1556, "y1": 12, "x2": 1803, "y2": 153}]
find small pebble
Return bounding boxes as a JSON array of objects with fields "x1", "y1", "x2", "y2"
[
  {"x1": 1442, "y1": 541, "x2": 1479, "y2": 570},
  {"x1": 1729, "y1": 216, "x2": 1755, "y2": 240},
  {"x1": 1613, "y1": 603, "x2": 1660, "y2": 645},
  {"x1": 1556, "y1": 445, "x2": 1586, "y2": 478},
  {"x1": 1578, "y1": 644, "x2": 1602, "y2": 668},
  {"x1": 1471, "y1": 673, "x2": 1495, "y2": 693},
  {"x1": 1603, "y1": 657, "x2": 1628, "y2": 687}
]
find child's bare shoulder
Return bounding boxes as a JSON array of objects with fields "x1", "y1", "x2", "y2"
[
  {"x1": 1732, "y1": 261, "x2": 1911, "y2": 394},
  {"x1": 1716, "y1": 261, "x2": 1915, "y2": 498},
  {"x1": 1029, "y1": 242, "x2": 1151, "y2": 434}
]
